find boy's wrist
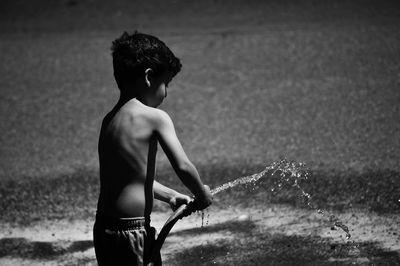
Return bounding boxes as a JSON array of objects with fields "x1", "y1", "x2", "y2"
[
  {"x1": 193, "y1": 184, "x2": 207, "y2": 199},
  {"x1": 193, "y1": 184, "x2": 212, "y2": 210},
  {"x1": 169, "y1": 192, "x2": 192, "y2": 211}
]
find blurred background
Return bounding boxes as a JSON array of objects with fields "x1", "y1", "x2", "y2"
[{"x1": 0, "y1": 0, "x2": 400, "y2": 224}]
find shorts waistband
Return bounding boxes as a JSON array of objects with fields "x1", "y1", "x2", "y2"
[{"x1": 96, "y1": 212, "x2": 146, "y2": 231}]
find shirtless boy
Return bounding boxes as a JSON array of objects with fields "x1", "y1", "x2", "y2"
[{"x1": 93, "y1": 32, "x2": 213, "y2": 266}]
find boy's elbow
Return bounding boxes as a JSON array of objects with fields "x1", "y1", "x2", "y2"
[{"x1": 175, "y1": 160, "x2": 194, "y2": 176}]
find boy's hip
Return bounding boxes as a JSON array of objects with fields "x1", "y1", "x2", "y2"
[
  {"x1": 93, "y1": 212, "x2": 161, "y2": 265},
  {"x1": 95, "y1": 211, "x2": 147, "y2": 231}
]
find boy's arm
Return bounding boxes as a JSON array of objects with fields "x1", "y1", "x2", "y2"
[
  {"x1": 153, "y1": 181, "x2": 191, "y2": 211},
  {"x1": 154, "y1": 110, "x2": 212, "y2": 210}
]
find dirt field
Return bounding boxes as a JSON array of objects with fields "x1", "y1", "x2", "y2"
[
  {"x1": 1, "y1": 204, "x2": 399, "y2": 265},
  {"x1": 1, "y1": 0, "x2": 400, "y2": 265}
]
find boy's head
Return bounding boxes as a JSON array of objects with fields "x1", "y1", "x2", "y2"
[{"x1": 111, "y1": 31, "x2": 182, "y2": 95}]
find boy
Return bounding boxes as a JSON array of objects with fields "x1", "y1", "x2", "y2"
[{"x1": 93, "y1": 31, "x2": 213, "y2": 266}]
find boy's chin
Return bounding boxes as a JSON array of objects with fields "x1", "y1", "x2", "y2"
[{"x1": 156, "y1": 99, "x2": 165, "y2": 107}]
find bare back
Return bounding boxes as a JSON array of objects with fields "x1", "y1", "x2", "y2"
[{"x1": 97, "y1": 99, "x2": 158, "y2": 218}]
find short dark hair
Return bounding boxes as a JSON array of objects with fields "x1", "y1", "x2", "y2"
[{"x1": 111, "y1": 31, "x2": 182, "y2": 93}]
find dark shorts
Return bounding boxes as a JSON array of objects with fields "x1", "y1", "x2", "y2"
[{"x1": 93, "y1": 213, "x2": 161, "y2": 266}]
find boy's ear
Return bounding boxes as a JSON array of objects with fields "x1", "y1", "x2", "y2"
[{"x1": 144, "y1": 68, "x2": 153, "y2": 87}]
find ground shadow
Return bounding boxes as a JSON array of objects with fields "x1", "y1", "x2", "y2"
[
  {"x1": 1, "y1": 163, "x2": 399, "y2": 225},
  {"x1": 167, "y1": 230, "x2": 400, "y2": 266},
  {"x1": 0, "y1": 238, "x2": 93, "y2": 259},
  {"x1": 297, "y1": 168, "x2": 400, "y2": 214},
  {"x1": 0, "y1": 167, "x2": 99, "y2": 225}
]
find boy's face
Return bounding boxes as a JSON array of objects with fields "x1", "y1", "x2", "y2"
[{"x1": 149, "y1": 71, "x2": 172, "y2": 107}]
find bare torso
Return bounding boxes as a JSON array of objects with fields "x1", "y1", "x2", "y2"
[{"x1": 97, "y1": 99, "x2": 157, "y2": 218}]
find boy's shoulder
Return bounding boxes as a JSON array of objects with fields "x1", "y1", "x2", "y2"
[
  {"x1": 149, "y1": 107, "x2": 174, "y2": 131},
  {"x1": 123, "y1": 100, "x2": 173, "y2": 130}
]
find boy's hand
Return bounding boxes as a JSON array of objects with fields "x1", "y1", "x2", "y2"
[
  {"x1": 193, "y1": 185, "x2": 213, "y2": 211},
  {"x1": 169, "y1": 193, "x2": 192, "y2": 211}
]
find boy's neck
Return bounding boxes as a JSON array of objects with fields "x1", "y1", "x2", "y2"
[
  {"x1": 117, "y1": 93, "x2": 153, "y2": 108},
  {"x1": 117, "y1": 91, "x2": 135, "y2": 106},
  {"x1": 118, "y1": 79, "x2": 159, "y2": 108}
]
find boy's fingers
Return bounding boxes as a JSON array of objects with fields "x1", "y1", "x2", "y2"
[
  {"x1": 185, "y1": 201, "x2": 196, "y2": 215},
  {"x1": 184, "y1": 195, "x2": 192, "y2": 203},
  {"x1": 177, "y1": 195, "x2": 191, "y2": 206},
  {"x1": 176, "y1": 201, "x2": 194, "y2": 218}
]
